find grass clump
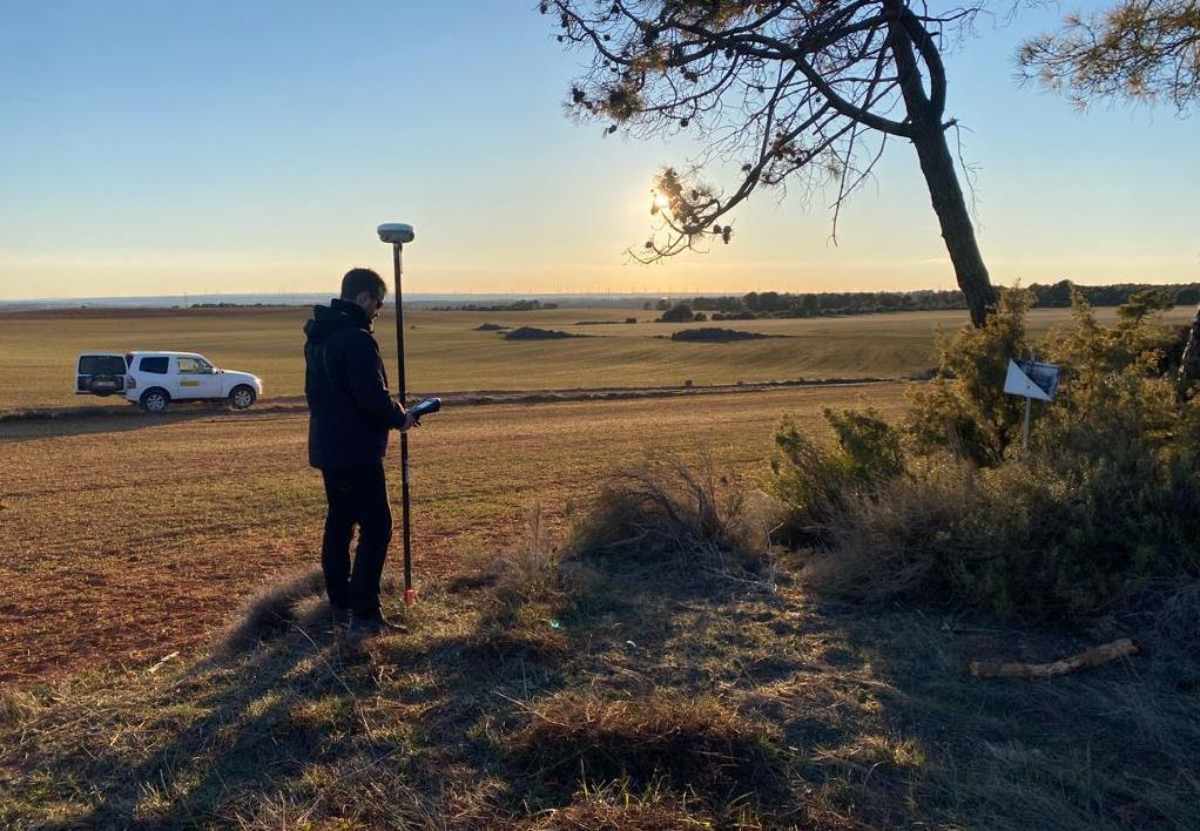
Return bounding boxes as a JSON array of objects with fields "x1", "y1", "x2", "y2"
[
  {"x1": 778, "y1": 288, "x2": 1200, "y2": 617},
  {"x1": 217, "y1": 569, "x2": 325, "y2": 655},
  {"x1": 505, "y1": 690, "x2": 780, "y2": 799},
  {"x1": 569, "y1": 455, "x2": 770, "y2": 581},
  {"x1": 466, "y1": 503, "x2": 577, "y2": 662},
  {"x1": 516, "y1": 781, "x2": 724, "y2": 830},
  {"x1": 0, "y1": 689, "x2": 37, "y2": 726}
]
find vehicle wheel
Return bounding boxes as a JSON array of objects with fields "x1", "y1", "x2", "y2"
[
  {"x1": 140, "y1": 388, "x2": 170, "y2": 414},
  {"x1": 229, "y1": 385, "x2": 257, "y2": 410}
]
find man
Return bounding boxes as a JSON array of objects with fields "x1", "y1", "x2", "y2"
[{"x1": 304, "y1": 267, "x2": 416, "y2": 635}]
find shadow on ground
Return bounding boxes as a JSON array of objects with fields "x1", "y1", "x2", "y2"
[
  {"x1": 0, "y1": 405, "x2": 242, "y2": 442},
  {"x1": 4, "y1": 545, "x2": 1198, "y2": 829}
]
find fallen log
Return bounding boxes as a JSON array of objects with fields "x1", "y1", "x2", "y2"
[{"x1": 969, "y1": 638, "x2": 1138, "y2": 679}]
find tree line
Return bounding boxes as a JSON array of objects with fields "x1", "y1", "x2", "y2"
[{"x1": 647, "y1": 281, "x2": 1200, "y2": 320}]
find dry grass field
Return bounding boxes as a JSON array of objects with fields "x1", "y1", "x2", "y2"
[
  {"x1": 3, "y1": 376, "x2": 1197, "y2": 829},
  {"x1": 0, "y1": 383, "x2": 904, "y2": 683},
  {"x1": 3, "y1": 305, "x2": 1191, "y2": 412}
]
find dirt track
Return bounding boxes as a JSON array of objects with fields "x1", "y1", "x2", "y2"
[{"x1": 0, "y1": 376, "x2": 894, "y2": 424}]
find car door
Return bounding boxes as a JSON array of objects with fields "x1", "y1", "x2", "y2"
[{"x1": 175, "y1": 357, "x2": 222, "y2": 399}]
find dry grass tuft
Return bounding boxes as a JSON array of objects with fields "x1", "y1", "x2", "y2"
[
  {"x1": 517, "y1": 779, "x2": 725, "y2": 830},
  {"x1": 216, "y1": 569, "x2": 325, "y2": 655},
  {"x1": 569, "y1": 455, "x2": 772, "y2": 582},
  {"x1": 0, "y1": 688, "x2": 37, "y2": 726},
  {"x1": 493, "y1": 502, "x2": 565, "y2": 609},
  {"x1": 505, "y1": 690, "x2": 780, "y2": 798},
  {"x1": 800, "y1": 456, "x2": 982, "y2": 601}
]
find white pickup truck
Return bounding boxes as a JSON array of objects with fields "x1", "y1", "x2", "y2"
[{"x1": 75, "y1": 351, "x2": 263, "y2": 413}]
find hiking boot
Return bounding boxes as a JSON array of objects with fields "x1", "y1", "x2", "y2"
[{"x1": 348, "y1": 609, "x2": 407, "y2": 638}]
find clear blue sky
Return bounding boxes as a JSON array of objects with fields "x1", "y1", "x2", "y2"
[{"x1": 1, "y1": 1, "x2": 1196, "y2": 300}]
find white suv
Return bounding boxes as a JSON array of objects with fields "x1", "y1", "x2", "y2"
[{"x1": 74, "y1": 351, "x2": 263, "y2": 413}]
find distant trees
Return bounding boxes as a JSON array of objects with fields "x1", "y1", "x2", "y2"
[
  {"x1": 542, "y1": 0, "x2": 998, "y2": 326},
  {"x1": 430, "y1": 299, "x2": 559, "y2": 312},
  {"x1": 1019, "y1": 0, "x2": 1199, "y2": 113},
  {"x1": 659, "y1": 302, "x2": 697, "y2": 322},
  {"x1": 653, "y1": 282, "x2": 1200, "y2": 321}
]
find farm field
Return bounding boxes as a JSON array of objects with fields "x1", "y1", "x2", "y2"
[
  {"x1": 3, "y1": 305, "x2": 1190, "y2": 412},
  {"x1": 0, "y1": 382, "x2": 906, "y2": 683},
  {"x1": 4, "y1": 306, "x2": 1197, "y2": 829},
  {"x1": 5, "y1": 379, "x2": 1196, "y2": 830}
]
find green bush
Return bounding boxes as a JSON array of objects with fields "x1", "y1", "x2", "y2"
[
  {"x1": 769, "y1": 407, "x2": 904, "y2": 545},
  {"x1": 781, "y1": 288, "x2": 1200, "y2": 618},
  {"x1": 904, "y1": 289, "x2": 1031, "y2": 466}
]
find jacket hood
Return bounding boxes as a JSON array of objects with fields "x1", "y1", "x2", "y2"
[{"x1": 303, "y1": 298, "x2": 371, "y2": 343}]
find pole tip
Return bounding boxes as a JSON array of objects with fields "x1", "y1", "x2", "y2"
[{"x1": 404, "y1": 588, "x2": 417, "y2": 607}]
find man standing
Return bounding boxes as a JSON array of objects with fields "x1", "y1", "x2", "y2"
[{"x1": 304, "y1": 267, "x2": 415, "y2": 634}]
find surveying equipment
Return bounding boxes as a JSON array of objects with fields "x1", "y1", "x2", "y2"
[
  {"x1": 408, "y1": 396, "x2": 442, "y2": 422},
  {"x1": 378, "y1": 222, "x2": 421, "y2": 606}
]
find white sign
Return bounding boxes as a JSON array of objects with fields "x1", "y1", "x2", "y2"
[{"x1": 1003, "y1": 359, "x2": 1059, "y2": 401}]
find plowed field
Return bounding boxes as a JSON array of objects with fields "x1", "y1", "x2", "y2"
[{"x1": 0, "y1": 383, "x2": 905, "y2": 682}]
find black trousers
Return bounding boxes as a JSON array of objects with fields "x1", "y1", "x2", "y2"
[{"x1": 320, "y1": 463, "x2": 392, "y2": 614}]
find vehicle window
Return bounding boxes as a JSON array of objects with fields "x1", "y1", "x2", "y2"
[
  {"x1": 195, "y1": 358, "x2": 214, "y2": 373},
  {"x1": 139, "y1": 357, "x2": 169, "y2": 374},
  {"x1": 178, "y1": 357, "x2": 199, "y2": 374},
  {"x1": 79, "y1": 356, "x2": 126, "y2": 375}
]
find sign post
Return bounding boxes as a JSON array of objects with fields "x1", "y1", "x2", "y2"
[{"x1": 1003, "y1": 357, "x2": 1060, "y2": 454}]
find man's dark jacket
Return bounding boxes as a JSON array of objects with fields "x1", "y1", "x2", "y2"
[{"x1": 304, "y1": 298, "x2": 406, "y2": 469}]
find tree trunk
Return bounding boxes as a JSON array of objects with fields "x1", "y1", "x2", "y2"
[
  {"x1": 1178, "y1": 302, "x2": 1200, "y2": 398},
  {"x1": 885, "y1": 6, "x2": 997, "y2": 328},
  {"x1": 910, "y1": 125, "x2": 997, "y2": 328}
]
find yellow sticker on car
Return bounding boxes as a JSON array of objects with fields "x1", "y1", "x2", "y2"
[{"x1": 180, "y1": 380, "x2": 199, "y2": 387}]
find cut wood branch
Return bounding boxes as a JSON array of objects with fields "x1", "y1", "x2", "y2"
[
  {"x1": 969, "y1": 638, "x2": 1139, "y2": 679},
  {"x1": 147, "y1": 651, "x2": 180, "y2": 674}
]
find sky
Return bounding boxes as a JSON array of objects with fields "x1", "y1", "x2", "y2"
[{"x1": 1, "y1": 1, "x2": 1196, "y2": 301}]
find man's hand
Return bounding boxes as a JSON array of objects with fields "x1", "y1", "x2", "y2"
[{"x1": 399, "y1": 411, "x2": 421, "y2": 431}]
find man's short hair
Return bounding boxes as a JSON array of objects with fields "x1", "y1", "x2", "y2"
[{"x1": 341, "y1": 268, "x2": 387, "y2": 302}]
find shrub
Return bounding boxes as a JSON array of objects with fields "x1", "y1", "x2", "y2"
[
  {"x1": 504, "y1": 327, "x2": 578, "y2": 340},
  {"x1": 904, "y1": 288, "x2": 1031, "y2": 466},
  {"x1": 805, "y1": 453, "x2": 1200, "y2": 616},
  {"x1": 786, "y1": 288, "x2": 1200, "y2": 618},
  {"x1": 769, "y1": 408, "x2": 904, "y2": 544},
  {"x1": 670, "y1": 327, "x2": 768, "y2": 342}
]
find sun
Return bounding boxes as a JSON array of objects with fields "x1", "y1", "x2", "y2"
[{"x1": 652, "y1": 192, "x2": 672, "y2": 212}]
